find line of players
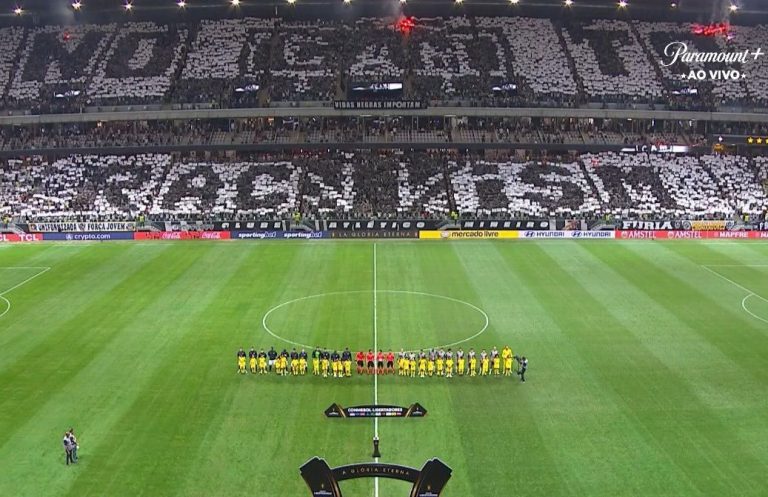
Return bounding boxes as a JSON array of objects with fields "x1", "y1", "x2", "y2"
[
  {"x1": 237, "y1": 346, "x2": 528, "y2": 380},
  {"x1": 389, "y1": 346, "x2": 525, "y2": 379},
  {"x1": 236, "y1": 347, "x2": 355, "y2": 377}
]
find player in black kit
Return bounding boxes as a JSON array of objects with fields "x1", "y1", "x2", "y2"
[{"x1": 267, "y1": 347, "x2": 277, "y2": 372}]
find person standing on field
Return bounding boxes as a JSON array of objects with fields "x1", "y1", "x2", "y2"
[
  {"x1": 68, "y1": 428, "x2": 78, "y2": 462},
  {"x1": 267, "y1": 347, "x2": 277, "y2": 372},
  {"x1": 63, "y1": 433, "x2": 74, "y2": 465},
  {"x1": 518, "y1": 356, "x2": 528, "y2": 382}
]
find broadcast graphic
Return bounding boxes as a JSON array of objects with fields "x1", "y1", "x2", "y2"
[
  {"x1": 300, "y1": 457, "x2": 452, "y2": 497},
  {"x1": 658, "y1": 22, "x2": 764, "y2": 82}
]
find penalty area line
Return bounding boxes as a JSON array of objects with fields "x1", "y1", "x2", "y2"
[
  {"x1": 0, "y1": 266, "x2": 52, "y2": 319},
  {"x1": 700, "y1": 265, "x2": 768, "y2": 325}
]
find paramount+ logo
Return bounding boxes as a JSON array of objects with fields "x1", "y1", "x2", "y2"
[{"x1": 661, "y1": 41, "x2": 764, "y2": 81}]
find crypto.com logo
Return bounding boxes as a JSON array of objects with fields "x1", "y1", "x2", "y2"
[{"x1": 661, "y1": 41, "x2": 764, "y2": 81}]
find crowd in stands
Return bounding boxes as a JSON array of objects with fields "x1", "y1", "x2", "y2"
[
  {"x1": 90, "y1": 23, "x2": 188, "y2": 106},
  {"x1": 492, "y1": 17, "x2": 578, "y2": 107},
  {"x1": 345, "y1": 19, "x2": 406, "y2": 85},
  {"x1": 0, "y1": 16, "x2": 766, "y2": 112},
  {"x1": 2, "y1": 151, "x2": 766, "y2": 222},
  {"x1": 562, "y1": 20, "x2": 664, "y2": 105},
  {"x1": 0, "y1": 117, "x2": 697, "y2": 151},
  {"x1": 268, "y1": 21, "x2": 342, "y2": 102}
]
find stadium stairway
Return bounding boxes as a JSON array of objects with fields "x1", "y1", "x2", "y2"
[{"x1": 3, "y1": 223, "x2": 27, "y2": 235}]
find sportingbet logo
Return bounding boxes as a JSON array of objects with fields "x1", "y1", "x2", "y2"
[{"x1": 661, "y1": 42, "x2": 764, "y2": 81}]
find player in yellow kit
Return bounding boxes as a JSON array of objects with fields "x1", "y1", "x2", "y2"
[
  {"x1": 258, "y1": 350, "x2": 267, "y2": 374},
  {"x1": 342, "y1": 348, "x2": 352, "y2": 377},
  {"x1": 480, "y1": 350, "x2": 490, "y2": 376},
  {"x1": 456, "y1": 349, "x2": 465, "y2": 376},
  {"x1": 321, "y1": 350, "x2": 330, "y2": 378},
  {"x1": 331, "y1": 351, "x2": 342, "y2": 378},
  {"x1": 502, "y1": 345, "x2": 513, "y2": 376},
  {"x1": 248, "y1": 348, "x2": 257, "y2": 374},
  {"x1": 299, "y1": 349, "x2": 308, "y2": 375},
  {"x1": 312, "y1": 348, "x2": 321, "y2": 375},
  {"x1": 468, "y1": 349, "x2": 477, "y2": 377},
  {"x1": 436, "y1": 352, "x2": 444, "y2": 377},
  {"x1": 427, "y1": 353, "x2": 435, "y2": 377},
  {"x1": 445, "y1": 350, "x2": 454, "y2": 378},
  {"x1": 409, "y1": 353, "x2": 417, "y2": 377},
  {"x1": 492, "y1": 354, "x2": 501, "y2": 376},
  {"x1": 279, "y1": 352, "x2": 289, "y2": 376},
  {"x1": 237, "y1": 348, "x2": 247, "y2": 374},
  {"x1": 418, "y1": 353, "x2": 427, "y2": 378},
  {"x1": 290, "y1": 349, "x2": 300, "y2": 376}
]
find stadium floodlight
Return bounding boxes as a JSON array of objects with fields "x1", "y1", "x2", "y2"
[
  {"x1": 729, "y1": 4, "x2": 738, "y2": 12},
  {"x1": 72, "y1": 1, "x2": 82, "y2": 10},
  {"x1": 13, "y1": 6, "x2": 22, "y2": 15},
  {"x1": 618, "y1": 0, "x2": 627, "y2": 7},
  {"x1": 454, "y1": 0, "x2": 463, "y2": 4},
  {"x1": 400, "y1": 0, "x2": 406, "y2": 3},
  {"x1": 670, "y1": 1, "x2": 677, "y2": 6},
  {"x1": 177, "y1": 0, "x2": 186, "y2": 6},
  {"x1": 231, "y1": 0, "x2": 240, "y2": 5},
  {"x1": 287, "y1": 0, "x2": 296, "y2": 4},
  {"x1": 123, "y1": 2, "x2": 133, "y2": 10},
  {"x1": 509, "y1": 0, "x2": 520, "y2": 4},
  {"x1": 343, "y1": 0, "x2": 351, "y2": 4},
  {"x1": 564, "y1": 0, "x2": 573, "y2": 6}
]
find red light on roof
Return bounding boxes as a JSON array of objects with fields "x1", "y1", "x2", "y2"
[
  {"x1": 395, "y1": 16, "x2": 416, "y2": 35},
  {"x1": 691, "y1": 23, "x2": 730, "y2": 37}
]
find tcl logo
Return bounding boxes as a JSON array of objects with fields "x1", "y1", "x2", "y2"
[{"x1": 0, "y1": 233, "x2": 43, "y2": 242}]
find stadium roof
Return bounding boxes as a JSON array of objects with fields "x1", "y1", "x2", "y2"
[{"x1": 1, "y1": 0, "x2": 767, "y2": 24}]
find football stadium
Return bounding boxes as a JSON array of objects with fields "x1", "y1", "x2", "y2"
[{"x1": 1, "y1": 1, "x2": 768, "y2": 496}]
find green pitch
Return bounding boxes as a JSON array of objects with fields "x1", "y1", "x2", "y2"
[{"x1": 1, "y1": 240, "x2": 768, "y2": 497}]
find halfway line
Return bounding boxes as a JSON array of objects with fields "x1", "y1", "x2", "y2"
[{"x1": 372, "y1": 242, "x2": 379, "y2": 497}]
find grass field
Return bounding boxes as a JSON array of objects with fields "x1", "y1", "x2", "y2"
[{"x1": 1, "y1": 240, "x2": 768, "y2": 497}]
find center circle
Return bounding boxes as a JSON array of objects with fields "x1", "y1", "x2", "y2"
[{"x1": 261, "y1": 290, "x2": 489, "y2": 352}]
